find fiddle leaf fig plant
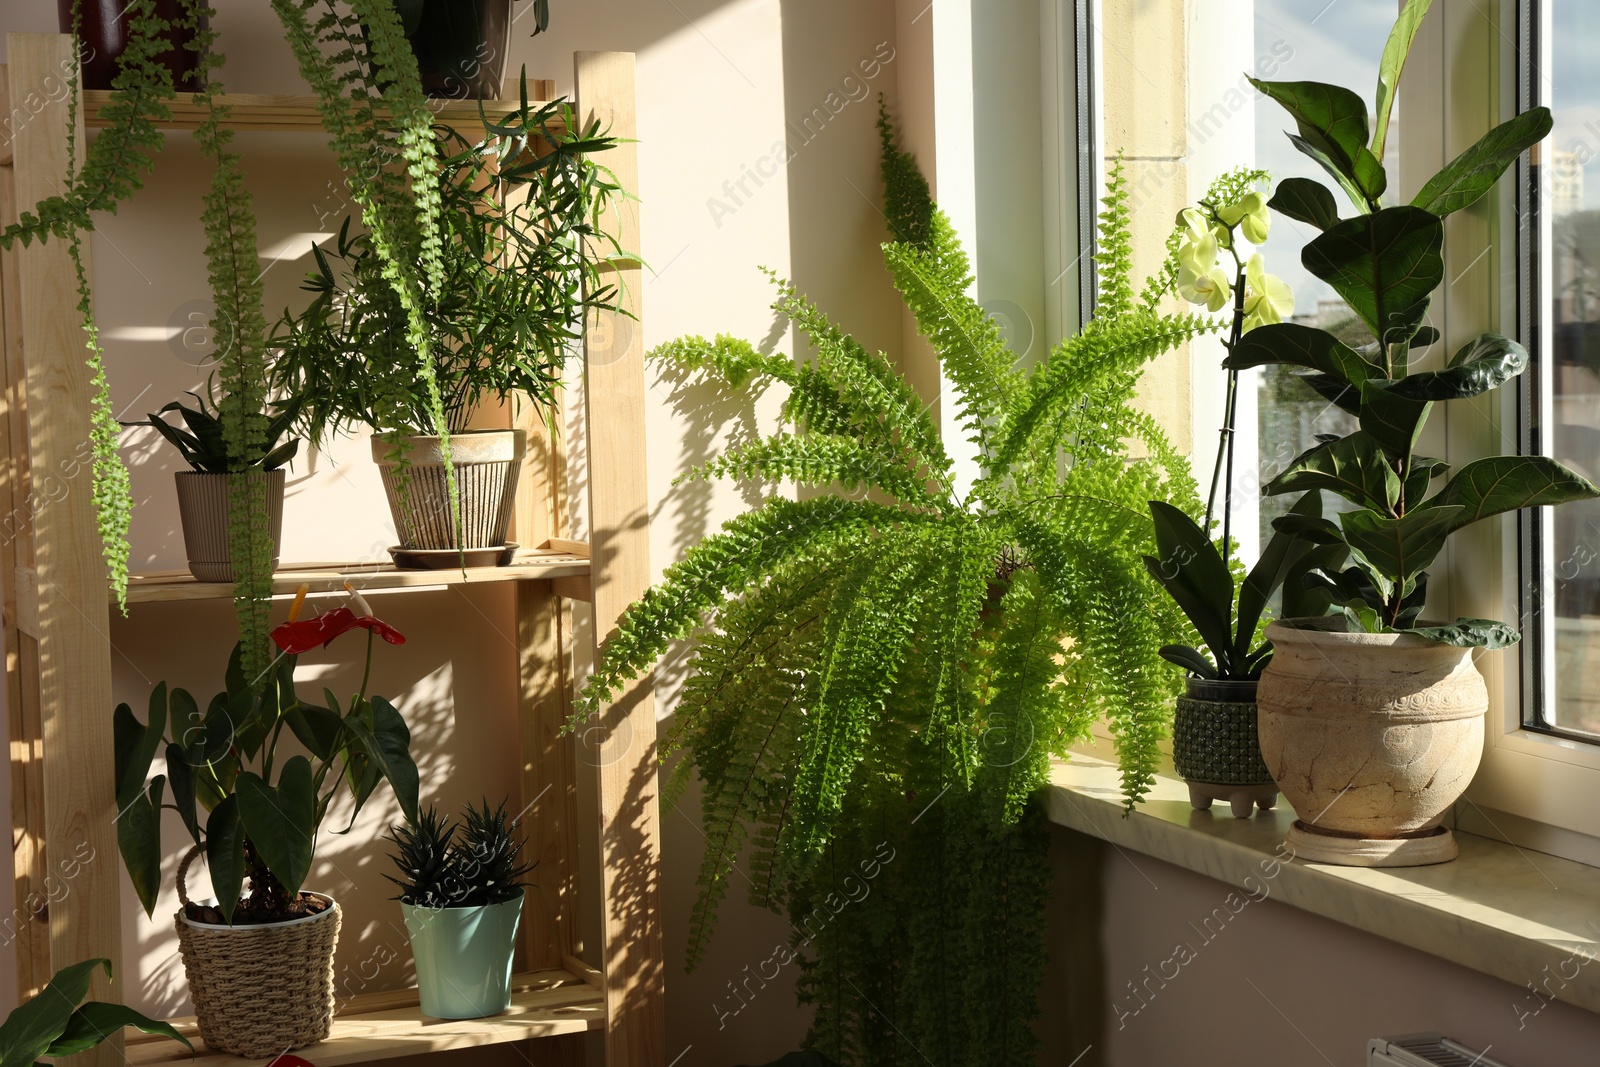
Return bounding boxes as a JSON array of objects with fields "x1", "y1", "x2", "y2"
[{"x1": 1229, "y1": 0, "x2": 1599, "y2": 646}]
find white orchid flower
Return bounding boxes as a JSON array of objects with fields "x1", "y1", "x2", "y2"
[
  {"x1": 1178, "y1": 262, "x2": 1233, "y2": 313},
  {"x1": 1219, "y1": 190, "x2": 1270, "y2": 245},
  {"x1": 1176, "y1": 207, "x2": 1219, "y2": 274},
  {"x1": 1242, "y1": 253, "x2": 1293, "y2": 332}
]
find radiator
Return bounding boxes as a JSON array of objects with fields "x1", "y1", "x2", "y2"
[{"x1": 1369, "y1": 1033, "x2": 1513, "y2": 1067}]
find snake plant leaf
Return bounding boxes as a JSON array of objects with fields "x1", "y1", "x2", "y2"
[
  {"x1": 1339, "y1": 505, "x2": 1464, "y2": 586},
  {"x1": 116, "y1": 775, "x2": 165, "y2": 918},
  {"x1": 205, "y1": 796, "x2": 245, "y2": 923},
  {"x1": 1303, "y1": 207, "x2": 1444, "y2": 344},
  {"x1": 165, "y1": 742, "x2": 201, "y2": 850},
  {"x1": 1250, "y1": 78, "x2": 1384, "y2": 204},
  {"x1": 1358, "y1": 379, "x2": 1432, "y2": 459},
  {"x1": 236, "y1": 761, "x2": 316, "y2": 898},
  {"x1": 1268, "y1": 177, "x2": 1341, "y2": 231},
  {"x1": 1377, "y1": 334, "x2": 1528, "y2": 402},
  {"x1": 1412, "y1": 107, "x2": 1553, "y2": 217},
  {"x1": 1264, "y1": 431, "x2": 1400, "y2": 511},
  {"x1": 1372, "y1": 0, "x2": 1433, "y2": 160},
  {"x1": 1404, "y1": 617, "x2": 1522, "y2": 649},
  {"x1": 1235, "y1": 492, "x2": 1324, "y2": 662},
  {"x1": 1225, "y1": 321, "x2": 1379, "y2": 386},
  {"x1": 46, "y1": 1001, "x2": 191, "y2": 1058},
  {"x1": 1426, "y1": 455, "x2": 1600, "y2": 532},
  {"x1": 0, "y1": 959, "x2": 109, "y2": 1067},
  {"x1": 1158, "y1": 644, "x2": 1219, "y2": 678}
]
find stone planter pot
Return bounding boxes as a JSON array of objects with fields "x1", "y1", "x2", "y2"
[
  {"x1": 1172, "y1": 677, "x2": 1279, "y2": 818},
  {"x1": 372, "y1": 430, "x2": 525, "y2": 557},
  {"x1": 401, "y1": 893, "x2": 524, "y2": 1019},
  {"x1": 1256, "y1": 619, "x2": 1489, "y2": 867},
  {"x1": 174, "y1": 470, "x2": 285, "y2": 583}
]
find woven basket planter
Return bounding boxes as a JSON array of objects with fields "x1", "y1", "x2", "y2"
[
  {"x1": 372, "y1": 430, "x2": 525, "y2": 552},
  {"x1": 173, "y1": 848, "x2": 341, "y2": 1057},
  {"x1": 174, "y1": 471, "x2": 285, "y2": 583}
]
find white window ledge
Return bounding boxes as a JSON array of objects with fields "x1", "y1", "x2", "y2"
[{"x1": 1047, "y1": 754, "x2": 1600, "y2": 1016}]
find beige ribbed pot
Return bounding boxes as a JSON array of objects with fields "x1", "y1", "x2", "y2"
[
  {"x1": 174, "y1": 471, "x2": 285, "y2": 583},
  {"x1": 1256, "y1": 619, "x2": 1488, "y2": 867},
  {"x1": 371, "y1": 430, "x2": 525, "y2": 551}
]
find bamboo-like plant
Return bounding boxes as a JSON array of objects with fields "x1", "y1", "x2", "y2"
[{"x1": 571, "y1": 111, "x2": 1214, "y2": 1065}]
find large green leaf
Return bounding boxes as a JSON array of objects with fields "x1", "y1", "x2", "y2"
[
  {"x1": 1158, "y1": 644, "x2": 1218, "y2": 678},
  {"x1": 1264, "y1": 432, "x2": 1399, "y2": 512},
  {"x1": 1269, "y1": 177, "x2": 1341, "y2": 231},
  {"x1": 0, "y1": 958, "x2": 107, "y2": 1066},
  {"x1": 1339, "y1": 505, "x2": 1464, "y2": 585},
  {"x1": 1378, "y1": 333, "x2": 1527, "y2": 402},
  {"x1": 1359, "y1": 378, "x2": 1432, "y2": 459},
  {"x1": 1282, "y1": 543, "x2": 1350, "y2": 619},
  {"x1": 114, "y1": 683, "x2": 167, "y2": 810},
  {"x1": 1412, "y1": 107, "x2": 1553, "y2": 217},
  {"x1": 1235, "y1": 492, "x2": 1322, "y2": 662},
  {"x1": 1404, "y1": 455, "x2": 1451, "y2": 506},
  {"x1": 46, "y1": 1002, "x2": 192, "y2": 1057},
  {"x1": 1427, "y1": 455, "x2": 1600, "y2": 532},
  {"x1": 345, "y1": 696, "x2": 421, "y2": 824},
  {"x1": 236, "y1": 760, "x2": 317, "y2": 898},
  {"x1": 205, "y1": 797, "x2": 245, "y2": 923},
  {"x1": 1372, "y1": 0, "x2": 1434, "y2": 160},
  {"x1": 1251, "y1": 78, "x2": 1384, "y2": 204},
  {"x1": 165, "y1": 742, "x2": 201, "y2": 850},
  {"x1": 116, "y1": 776, "x2": 164, "y2": 918},
  {"x1": 1303, "y1": 207, "x2": 1443, "y2": 344},
  {"x1": 284, "y1": 702, "x2": 344, "y2": 761},
  {"x1": 1297, "y1": 371, "x2": 1363, "y2": 415},
  {"x1": 1404, "y1": 617, "x2": 1521, "y2": 649},
  {"x1": 1224, "y1": 322, "x2": 1378, "y2": 387}
]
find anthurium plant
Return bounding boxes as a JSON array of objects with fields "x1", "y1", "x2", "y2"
[
  {"x1": 1228, "y1": 0, "x2": 1599, "y2": 645},
  {"x1": 0, "y1": 959, "x2": 189, "y2": 1066},
  {"x1": 114, "y1": 585, "x2": 420, "y2": 924}
]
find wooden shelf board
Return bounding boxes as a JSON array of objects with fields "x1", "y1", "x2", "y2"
[
  {"x1": 123, "y1": 967, "x2": 604, "y2": 1066},
  {"x1": 83, "y1": 92, "x2": 565, "y2": 134},
  {"x1": 123, "y1": 548, "x2": 589, "y2": 604}
]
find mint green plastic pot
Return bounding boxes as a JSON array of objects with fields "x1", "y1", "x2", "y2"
[{"x1": 402, "y1": 892, "x2": 524, "y2": 1019}]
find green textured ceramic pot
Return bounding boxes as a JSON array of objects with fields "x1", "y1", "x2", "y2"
[
  {"x1": 402, "y1": 892, "x2": 524, "y2": 1019},
  {"x1": 1173, "y1": 677, "x2": 1273, "y2": 785}
]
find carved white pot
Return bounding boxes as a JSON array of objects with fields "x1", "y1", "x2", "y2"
[{"x1": 1256, "y1": 620, "x2": 1488, "y2": 865}]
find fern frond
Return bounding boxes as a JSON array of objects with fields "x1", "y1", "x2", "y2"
[
  {"x1": 652, "y1": 333, "x2": 793, "y2": 390},
  {"x1": 681, "y1": 432, "x2": 941, "y2": 505}
]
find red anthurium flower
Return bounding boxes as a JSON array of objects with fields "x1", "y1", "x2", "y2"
[{"x1": 271, "y1": 583, "x2": 406, "y2": 654}]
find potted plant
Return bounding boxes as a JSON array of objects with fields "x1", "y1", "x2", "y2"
[
  {"x1": 566, "y1": 113, "x2": 1211, "y2": 1065},
  {"x1": 1145, "y1": 171, "x2": 1344, "y2": 816},
  {"x1": 386, "y1": 800, "x2": 535, "y2": 1019},
  {"x1": 128, "y1": 391, "x2": 298, "y2": 582},
  {"x1": 268, "y1": 93, "x2": 625, "y2": 566},
  {"x1": 113, "y1": 585, "x2": 420, "y2": 1056},
  {"x1": 390, "y1": 0, "x2": 550, "y2": 99},
  {"x1": 1232, "y1": 0, "x2": 1598, "y2": 865},
  {"x1": 59, "y1": 0, "x2": 206, "y2": 91},
  {"x1": 0, "y1": 958, "x2": 190, "y2": 1063}
]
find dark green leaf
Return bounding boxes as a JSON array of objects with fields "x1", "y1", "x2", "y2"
[
  {"x1": 1342, "y1": 604, "x2": 1384, "y2": 634},
  {"x1": 1282, "y1": 544, "x2": 1351, "y2": 619},
  {"x1": 165, "y1": 743, "x2": 201, "y2": 849},
  {"x1": 116, "y1": 777, "x2": 164, "y2": 918},
  {"x1": 1404, "y1": 455, "x2": 1450, "y2": 504},
  {"x1": 347, "y1": 697, "x2": 420, "y2": 824},
  {"x1": 1378, "y1": 333, "x2": 1527, "y2": 401},
  {"x1": 1268, "y1": 177, "x2": 1341, "y2": 231},
  {"x1": 236, "y1": 761, "x2": 316, "y2": 898},
  {"x1": 1297, "y1": 371, "x2": 1363, "y2": 415},
  {"x1": 1373, "y1": 0, "x2": 1433, "y2": 160},
  {"x1": 1271, "y1": 512, "x2": 1344, "y2": 545},
  {"x1": 1158, "y1": 645, "x2": 1218, "y2": 678},
  {"x1": 1286, "y1": 133, "x2": 1371, "y2": 215},
  {"x1": 1225, "y1": 322, "x2": 1378, "y2": 387},
  {"x1": 46, "y1": 1002, "x2": 192, "y2": 1057},
  {"x1": 1359, "y1": 378, "x2": 1432, "y2": 458},
  {"x1": 1250, "y1": 78, "x2": 1382, "y2": 203},
  {"x1": 1339, "y1": 505, "x2": 1463, "y2": 585},
  {"x1": 0, "y1": 959, "x2": 108, "y2": 1066},
  {"x1": 205, "y1": 797, "x2": 245, "y2": 923},
  {"x1": 1412, "y1": 107, "x2": 1553, "y2": 217},
  {"x1": 1303, "y1": 207, "x2": 1443, "y2": 344},
  {"x1": 1427, "y1": 455, "x2": 1600, "y2": 532},
  {"x1": 1403, "y1": 617, "x2": 1521, "y2": 648},
  {"x1": 1264, "y1": 432, "x2": 1400, "y2": 511},
  {"x1": 1236, "y1": 493, "x2": 1323, "y2": 660},
  {"x1": 284, "y1": 703, "x2": 344, "y2": 762}
]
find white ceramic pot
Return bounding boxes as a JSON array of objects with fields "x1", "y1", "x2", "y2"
[{"x1": 1256, "y1": 619, "x2": 1488, "y2": 866}]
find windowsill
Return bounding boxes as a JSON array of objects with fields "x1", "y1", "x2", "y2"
[{"x1": 1047, "y1": 753, "x2": 1600, "y2": 1014}]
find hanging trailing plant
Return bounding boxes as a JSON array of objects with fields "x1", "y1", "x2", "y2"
[
  {"x1": 572, "y1": 109, "x2": 1214, "y2": 1066},
  {"x1": 0, "y1": 0, "x2": 182, "y2": 609}
]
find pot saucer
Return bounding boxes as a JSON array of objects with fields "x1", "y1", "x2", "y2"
[
  {"x1": 1285, "y1": 821, "x2": 1458, "y2": 867},
  {"x1": 389, "y1": 543, "x2": 518, "y2": 570}
]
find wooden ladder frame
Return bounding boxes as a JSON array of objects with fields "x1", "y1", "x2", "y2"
[{"x1": 0, "y1": 36, "x2": 664, "y2": 1067}]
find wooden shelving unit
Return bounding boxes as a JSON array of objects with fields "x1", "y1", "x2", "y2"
[{"x1": 0, "y1": 37, "x2": 663, "y2": 1067}]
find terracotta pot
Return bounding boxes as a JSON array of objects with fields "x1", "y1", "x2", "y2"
[
  {"x1": 1172, "y1": 677, "x2": 1278, "y2": 818},
  {"x1": 174, "y1": 471, "x2": 285, "y2": 583},
  {"x1": 1256, "y1": 619, "x2": 1488, "y2": 866},
  {"x1": 371, "y1": 430, "x2": 525, "y2": 552},
  {"x1": 60, "y1": 0, "x2": 206, "y2": 92}
]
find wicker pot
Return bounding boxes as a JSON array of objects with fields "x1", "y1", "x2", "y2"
[
  {"x1": 1256, "y1": 619, "x2": 1489, "y2": 866},
  {"x1": 372, "y1": 430, "x2": 525, "y2": 552},
  {"x1": 59, "y1": 0, "x2": 206, "y2": 91},
  {"x1": 173, "y1": 848, "x2": 341, "y2": 1057},
  {"x1": 402, "y1": 893, "x2": 524, "y2": 1019},
  {"x1": 1173, "y1": 677, "x2": 1279, "y2": 818},
  {"x1": 174, "y1": 471, "x2": 285, "y2": 583}
]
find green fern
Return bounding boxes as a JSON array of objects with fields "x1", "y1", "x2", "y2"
[{"x1": 576, "y1": 116, "x2": 1219, "y2": 1065}]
